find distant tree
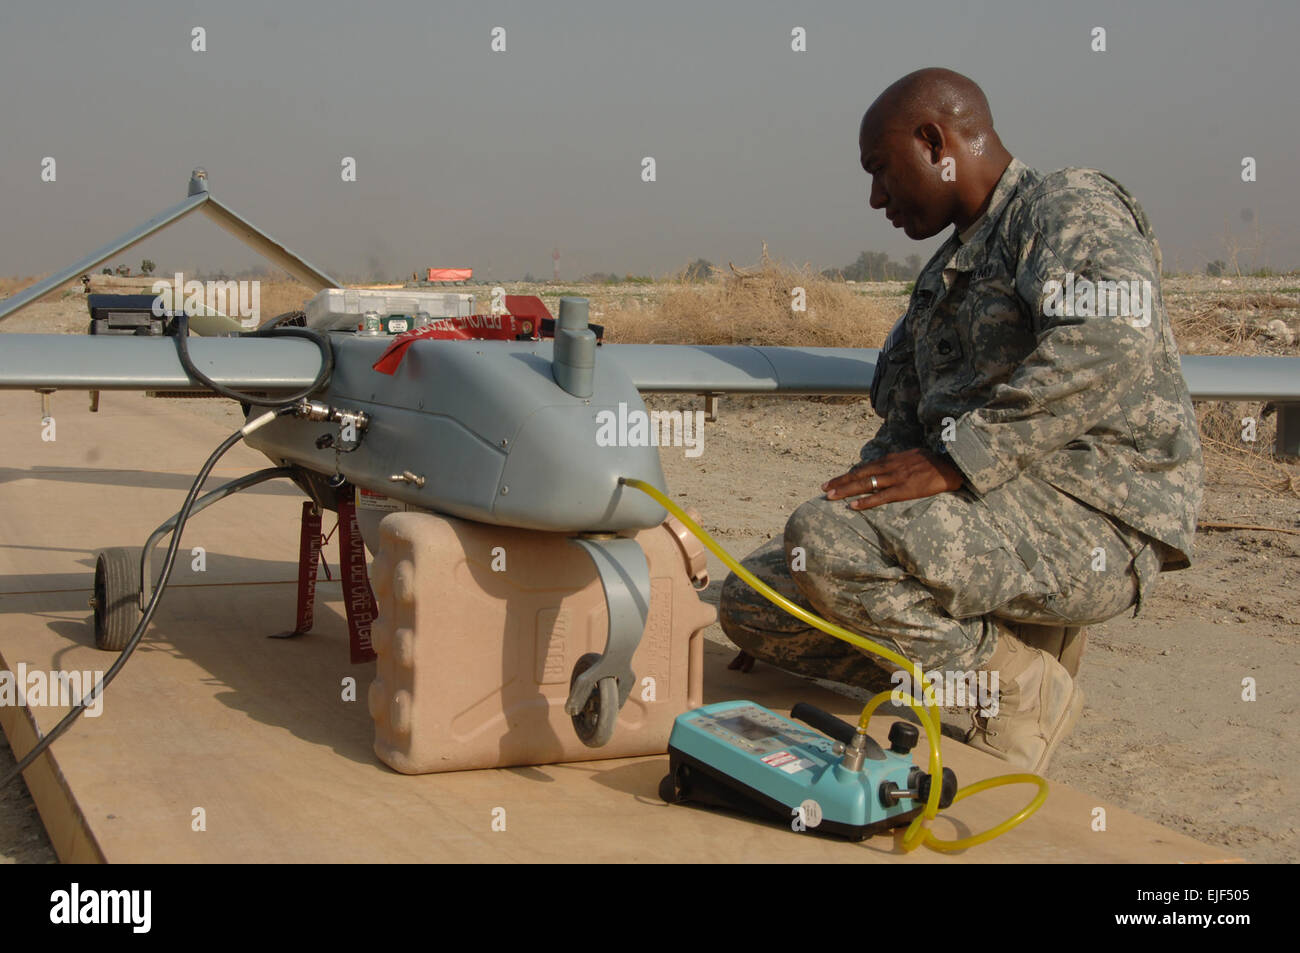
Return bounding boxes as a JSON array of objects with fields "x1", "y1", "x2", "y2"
[
  {"x1": 101, "y1": 267, "x2": 113, "y2": 275},
  {"x1": 683, "y1": 258, "x2": 714, "y2": 282},
  {"x1": 824, "y1": 250, "x2": 912, "y2": 282},
  {"x1": 826, "y1": 253, "x2": 861, "y2": 281},
  {"x1": 115, "y1": 264, "x2": 131, "y2": 277},
  {"x1": 1205, "y1": 260, "x2": 1227, "y2": 277},
  {"x1": 840, "y1": 252, "x2": 865, "y2": 281},
  {"x1": 871, "y1": 252, "x2": 893, "y2": 280},
  {"x1": 859, "y1": 252, "x2": 891, "y2": 281},
  {"x1": 140, "y1": 259, "x2": 156, "y2": 276}
]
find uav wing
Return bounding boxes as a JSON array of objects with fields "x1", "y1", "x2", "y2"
[{"x1": 0, "y1": 170, "x2": 1293, "y2": 407}]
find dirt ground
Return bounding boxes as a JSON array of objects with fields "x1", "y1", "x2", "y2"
[
  {"x1": 1, "y1": 276, "x2": 1296, "y2": 863},
  {"x1": 652, "y1": 394, "x2": 1298, "y2": 864}
]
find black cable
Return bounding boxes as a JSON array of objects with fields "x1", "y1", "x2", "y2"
[
  {"x1": 172, "y1": 312, "x2": 333, "y2": 407},
  {"x1": 0, "y1": 406, "x2": 296, "y2": 791},
  {"x1": 137, "y1": 467, "x2": 295, "y2": 605}
]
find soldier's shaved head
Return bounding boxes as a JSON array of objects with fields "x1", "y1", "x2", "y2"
[
  {"x1": 859, "y1": 68, "x2": 1012, "y2": 240},
  {"x1": 863, "y1": 68, "x2": 996, "y2": 144}
]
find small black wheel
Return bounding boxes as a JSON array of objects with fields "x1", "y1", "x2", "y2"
[
  {"x1": 91, "y1": 547, "x2": 142, "y2": 652},
  {"x1": 570, "y1": 652, "x2": 619, "y2": 748},
  {"x1": 660, "y1": 763, "x2": 691, "y2": 804}
]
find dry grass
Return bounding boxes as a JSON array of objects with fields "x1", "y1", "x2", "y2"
[
  {"x1": 1173, "y1": 307, "x2": 1290, "y2": 353},
  {"x1": 1198, "y1": 403, "x2": 1299, "y2": 496},
  {"x1": 597, "y1": 248, "x2": 901, "y2": 348},
  {"x1": 1213, "y1": 293, "x2": 1299, "y2": 311},
  {"x1": 253, "y1": 278, "x2": 316, "y2": 319},
  {"x1": 0, "y1": 275, "x2": 44, "y2": 298},
  {"x1": 1169, "y1": 291, "x2": 1299, "y2": 355}
]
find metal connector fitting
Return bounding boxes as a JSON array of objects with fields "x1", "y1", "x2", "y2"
[
  {"x1": 295, "y1": 400, "x2": 370, "y2": 434},
  {"x1": 880, "y1": 782, "x2": 919, "y2": 805},
  {"x1": 840, "y1": 731, "x2": 870, "y2": 773},
  {"x1": 294, "y1": 399, "x2": 333, "y2": 421}
]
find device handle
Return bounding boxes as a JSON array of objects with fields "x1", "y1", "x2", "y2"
[{"x1": 789, "y1": 702, "x2": 857, "y2": 746}]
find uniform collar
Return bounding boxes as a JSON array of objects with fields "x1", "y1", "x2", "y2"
[
  {"x1": 944, "y1": 157, "x2": 1032, "y2": 273},
  {"x1": 958, "y1": 213, "x2": 986, "y2": 244}
]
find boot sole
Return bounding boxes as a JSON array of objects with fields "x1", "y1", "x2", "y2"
[{"x1": 1033, "y1": 683, "x2": 1084, "y2": 775}]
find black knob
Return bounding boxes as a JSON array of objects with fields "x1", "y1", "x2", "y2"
[
  {"x1": 888, "y1": 721, "x2": 919, "y2": 754},
  {"x1": 917, "y1": 768, "x2": 959, "y2": 809},
  {"x1": 878, "y1": 780, "x2": 901, "y2": 808}
]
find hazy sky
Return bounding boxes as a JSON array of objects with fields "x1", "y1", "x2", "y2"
[{"x1": 1, "y1": 0, "x2": 1296, "y2": 283}]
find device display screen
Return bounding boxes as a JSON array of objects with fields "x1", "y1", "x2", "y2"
[{"x1": 716, "y1": 714, "x2": 779, "y2": 742}]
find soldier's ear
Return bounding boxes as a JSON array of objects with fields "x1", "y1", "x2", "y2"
[{"x1": 917, "y1": 122, "x2": 945, "y2": 165}]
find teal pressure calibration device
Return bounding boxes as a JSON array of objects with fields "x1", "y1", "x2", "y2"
[{"x1": 660, "y1": 700, "x2": 956, "y2": 839}]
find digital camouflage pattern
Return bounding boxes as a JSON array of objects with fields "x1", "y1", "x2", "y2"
[
  {"x1": 868, "y1": 158, "x2": 1203, "y2": 564},
  {"x1": 722, "y1": 472, "x2": 1158, "y2": 680},
  {"x1": 719, "y1": 158, "x2": 1202, "y2": 683}
]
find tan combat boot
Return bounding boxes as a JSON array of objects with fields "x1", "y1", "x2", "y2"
[{"x1": 965, "y1": 628, "x2": 1084, "y2": 773}]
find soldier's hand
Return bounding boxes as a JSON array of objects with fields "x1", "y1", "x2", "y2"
[{"x1": 821, "y1": 449, "x2": 964, "y2": 510}]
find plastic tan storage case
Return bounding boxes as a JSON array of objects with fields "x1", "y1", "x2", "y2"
[{"x1": 368, "y1": 511, "x2": 715, "y2": 773}]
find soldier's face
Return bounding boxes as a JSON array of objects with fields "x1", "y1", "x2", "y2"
[{"x1": 859, "y1": 119, "x2": 952, "y2": 240}]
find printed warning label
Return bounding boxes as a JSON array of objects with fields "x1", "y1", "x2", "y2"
[{"x1": 357, "y1": 487, "x2": 403, "y2": 513}]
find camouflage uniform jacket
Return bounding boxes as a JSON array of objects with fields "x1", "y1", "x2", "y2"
[{"x1": 865, "y1": 158, "x2": 1204, "y2": 568}]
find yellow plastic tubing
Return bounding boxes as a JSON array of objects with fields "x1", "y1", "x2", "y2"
[{"x1": 621, "y1": 478, "x2": 1049, "y2": 853}]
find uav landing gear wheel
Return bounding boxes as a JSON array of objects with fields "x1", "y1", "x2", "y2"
[
  {"x1": 90, "y1": 547, "x2": 141, "y2": 652},
  {"x1": 569, "y1": 652, "x2": 619, "y2": 748}
]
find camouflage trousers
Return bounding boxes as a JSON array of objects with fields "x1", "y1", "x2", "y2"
[{"x1": 719, "y1": 472, "x2": 1161, "y2": 693}]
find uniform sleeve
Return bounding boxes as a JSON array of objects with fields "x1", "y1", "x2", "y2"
[
  {"x1": 945, "y1": 183, "x2": 1162, "y2": 495},
  {"x1": 859, "y1": 314, "x2": 925, "y2": 465}
]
